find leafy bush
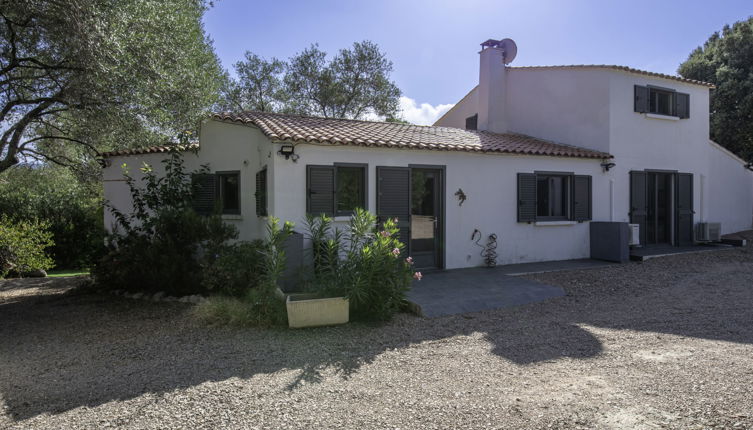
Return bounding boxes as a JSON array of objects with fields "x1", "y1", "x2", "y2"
[
  {"x1": 0, "y1": 216, "x2": 55, "y2": 278},
  {"x1": 203, "y1": 240, "x2": 266, "y2": 297},
  {"x1": 0, "y1": 166, "x2": 103, "y2": 269},
  {"x1": 195, "y1": 218, "x2": 293, "y2": 326},
  {"x1": 304, "y1": 208, "x2": 418, "y2": 321},
  {"x1": 92, "y1": 151, "x2": 237, "y2": 296}
]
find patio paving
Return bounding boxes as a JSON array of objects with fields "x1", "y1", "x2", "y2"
[
  {"x1": 629, "y1": 243, "x2": 735, "y2": 261},
  {"x1": 407, "y1": 269, "x2": 551, "y2": 318}
]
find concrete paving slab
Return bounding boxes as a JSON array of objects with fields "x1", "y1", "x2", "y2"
[{"x1": 408, "y1": 267, "x2": 566, "y2": 318}]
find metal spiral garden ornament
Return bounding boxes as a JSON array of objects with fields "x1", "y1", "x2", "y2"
[{"x1": 472, "y1": 230, "x2": 498, "y2": 268}]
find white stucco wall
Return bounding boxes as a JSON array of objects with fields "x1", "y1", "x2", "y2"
[
  {"x1": 271, "y1": 142, "x2": 606, "y2": 269},
  {"x1": 102, "y1": 119, "x2": 273, "y2": 241},
  {"x1": 434, "y1": 86, "x2": 478, "y2": 129},
  {"x1": 505, "y1": 68, "x2": 612, "y2": 154}
]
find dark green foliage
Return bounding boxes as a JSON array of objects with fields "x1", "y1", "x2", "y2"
[
  {"x1": 678, "y1": 17, "x2": 753, "y2": 161},
  {"x1": 0, "y1": 165, "x2": 103, "y2": 269},
  {"x1": 203, "y1": 240, "x2": 266, "y2": 297},
  {"x1": 195, "y1": 218, "x2": 294, "y2": 326},
  {"x1": 0, "y1": 216, "x2": 54, "y2": 278},
  {"x1": 219, "y1": 41, "x2": 402, "y2": 120},
  {"x1": 304, "y1": 209, "x2": 416, "y2": 322},
  {"x1": 93, "y1": 151, "x2": 237, "y2": 296}
]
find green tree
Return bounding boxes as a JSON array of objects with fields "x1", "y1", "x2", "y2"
[
  {"x1": 678, "y1": 17, "x2": 753, "y2": 161},
  {"x1": 220, "y1": 52, "x2": 286, "y2": 112},
  {"x1": 0, "y1": 0, "x2": 224, "y2": 174},
  {"x1": 0, "y1": 164, "x2": 103, "y2": 268},
  {"x1": 222, "y1": 41, "x2": 402, "y2": 120}
]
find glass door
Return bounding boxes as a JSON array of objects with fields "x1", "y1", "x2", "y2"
[{"x1": 410, "y1": 169, "x2": 442, "y2": 269}]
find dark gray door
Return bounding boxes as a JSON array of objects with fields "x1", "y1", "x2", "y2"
[
  {"x1": 410, "y1": 169, "x2": 442, "y2": 269},
  {"x1": 376, "y1": 167, "x2": 411, "y2": 253},
  {"x1": 676, "y1": 173, "x2": 694, "y2": 246},
  {"x1": 629, "y1": 171, "x2": 647, "y2": 246}
]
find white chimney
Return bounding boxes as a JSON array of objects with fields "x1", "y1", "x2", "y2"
[{"x1": 477, "y1": 39, "x2": 515, "y2": 133}]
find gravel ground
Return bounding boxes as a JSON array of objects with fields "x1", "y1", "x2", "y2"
[{"x1": 2, "y1": 237, "x2": 753, "y2": 429}]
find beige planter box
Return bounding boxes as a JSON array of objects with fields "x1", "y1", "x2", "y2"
[{"x1": 285, "y1": 294, "x2": 349, "y2": 328}]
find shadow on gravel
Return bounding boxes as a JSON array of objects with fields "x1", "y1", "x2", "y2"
[{"x1": 2, "y1": 248, "x2": 753, "y2": 421}]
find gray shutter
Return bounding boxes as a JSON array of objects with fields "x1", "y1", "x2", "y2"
[
  {"x1": 192, "y1": 173, "x2": 216, "y2": 215},
  {"x1": 307, "y1": 166, "x2": 334, "y2": 215},
  {"x1": 676, "y1": 173, "x2": 694, "y2": 246},
  {"x1": 376, "y1": 166, "x2": 411, "y2": 251},
  {"x1": 255, "y1": 168, "x2": 267, "y2": 217},
  {"x1": 572, "y1": 175, "x2": 592, "y2": 221},
  {"x1": 634, "y1": 85, "x2": 649, "y2": 113},
  {"x1": 629, "y1": 171, "x2": 647, "y2": 245},
  {"x1": 517, "y1": 173, "x2": 537, "y2": 222},
  {"x1": 675, "y1": 93, "x2": 690, "y2": 119}
]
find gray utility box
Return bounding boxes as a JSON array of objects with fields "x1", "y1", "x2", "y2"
[
  {"x1": 280, "y1": 231, "x2": 304, "y2": 293},
  {"x1": 590, "y1": 222, "x2": 630, "y2": 263}
]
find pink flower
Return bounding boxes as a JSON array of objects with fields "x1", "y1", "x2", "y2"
[
  {"x1": 380, "y1": 230, "x2": 391, "y2": 237},
  {"x1": 413, "y1": 271, "x2": 423, "y2": 281},
  {"x1": 406, "y1": 256, "x2": 413, "y2": 265},
  {"x1": 391, "y1": 247, "x2": 400, "y2": 257}
]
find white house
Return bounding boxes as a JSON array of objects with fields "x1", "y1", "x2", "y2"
[{"x1": 102, "y1": 38, "x2": 753, "y2": 270}]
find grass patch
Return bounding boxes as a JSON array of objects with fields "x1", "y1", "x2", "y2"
[
  {"x1": 194, "y1": 295, "x2": 287, "y2": 327},
  {"x1": 47, "y1": 269, "x2": 90, "y2": 278}
]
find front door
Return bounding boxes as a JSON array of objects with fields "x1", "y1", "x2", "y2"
[{"x1": 376, "y1": 166, "x2": 444, "y2": 270}]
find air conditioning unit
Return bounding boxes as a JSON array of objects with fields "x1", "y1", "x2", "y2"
[
  {"x1": 628, "y1": 223, "x2": 640, "y2": 246},
  {"x1": 696, "y1": 222, "x2": 722, "y2": 242}
]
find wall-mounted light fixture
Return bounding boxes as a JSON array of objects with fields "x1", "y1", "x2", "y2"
[
  {"x1": 277, "y1": 144, "x2": 299, "y2": 162},
  {"x1": 600, "y1": 160, "x2": 616, "y2": 172}
]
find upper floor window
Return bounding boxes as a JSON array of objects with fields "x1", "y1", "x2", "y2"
[
  {"x1": 465, "y1": 114, "x2": 478, "y2": 130},
  {"x1": 634, "y1": 85, "x2": 690, "y2": 118}
]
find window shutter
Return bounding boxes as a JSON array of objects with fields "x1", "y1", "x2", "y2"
[
  {"x1": 307, "y1": 166, "x2": 335, "y2": 215},
  {"x1": 192, "y1": 173, "x2": 217, "y2": 215},
  {"x1": 465, "y1": 114, "x2": 478, "y2": 130},
  {"x1": 676, "y1": 173, "x2": 694, "y2": 246},
  {"x1": 634, "y1": 85, "x2": 649, "y2": 113},
  {"x1": 517, "y1": 173, "x2": 537, "y2": 222},
  {"x1": 572, "y1": 175, "x2": 592, "y2": 221},
  {"x1": 376, "y1": 166, "x2": 412, "y2": 251},
  {"x1": 629, "y1": 171, "x2": 647, "y2": 246},
  {"x1": 255, "y1": 168, "x2": 267, "y2": 217},
  {"x1": 675, "y1": 92, "x2": 690, "y2": 119}
]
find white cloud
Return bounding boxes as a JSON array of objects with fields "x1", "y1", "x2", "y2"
[{"x1": 397, "y1": 96, "x2": 454, "y2": 126}]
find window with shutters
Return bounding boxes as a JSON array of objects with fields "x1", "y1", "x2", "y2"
[
  {"x1": 634, "y1": 85, "x2": 690, "y2": 118},
  {"x1": 517, "y1": 172, "x2": 592, "y2": 223},
  {"x1": 217, "y1": 171, "x2": 240, "y2": 215},
  {"x1": 255, "y1": 168, "x2": 267, "y2": 217},
  {"x1": 307, "y1": 164, "x2": 367, "y2": 216}
]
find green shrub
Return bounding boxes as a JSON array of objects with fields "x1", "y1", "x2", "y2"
[
  {"x1": 203, "y1": 240, "x2": 266, "y2": 297},
  {"x1": 92, "y1": 151, "x2": 237, "y2": 296},
  {"x1": 304, "y1": 208, "x2": 417, "y2": 321},
  {"x1": 0, "y1": 216, "x2": 55, "y2": 278},
  {"x1": 195, "y1": 218, "x2": 293, "y2": 326},
  {"x1": 0, "y1": 166, "x2": 103, "y2": 269}
]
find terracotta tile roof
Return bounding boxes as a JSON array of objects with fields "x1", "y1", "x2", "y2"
[
  {"x1": 211, "y1": 111, "x2": 612, "y2": 159},
  {"x1": 510, "y1": 65, "x2": 715, "y2": 88},
  {"x1": 101, "y1": 143, "x2": 199, "y2": 157}
]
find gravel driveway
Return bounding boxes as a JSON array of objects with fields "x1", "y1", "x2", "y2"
[{"x1": 2, "y1": 239, "x2": 753, "y2": 429}]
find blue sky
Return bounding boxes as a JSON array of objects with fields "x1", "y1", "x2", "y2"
[{"x1": 204, "y1": 0, "x2": 753, "y2": 124}]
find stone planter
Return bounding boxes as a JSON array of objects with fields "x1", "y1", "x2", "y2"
[{"x1": 285, "y1": 293, "x2": 349, "y2": 328}]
